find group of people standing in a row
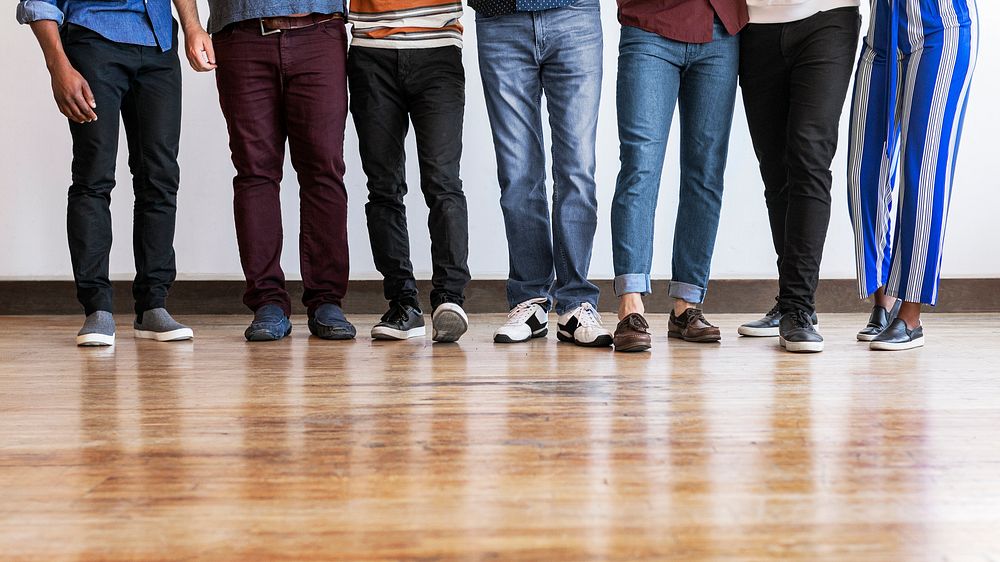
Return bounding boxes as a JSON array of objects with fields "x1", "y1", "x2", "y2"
[{"x1": 17, "y1": 0, "x2": 978, "y2": 353}]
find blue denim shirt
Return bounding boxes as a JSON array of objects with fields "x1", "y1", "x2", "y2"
[
  {"x1": 206, "y1": 0, "x2": 346, "y2": 34},
  {"x1": 16, "y1": 0, "x2": 174, "y2": 51},
  {"x1": 468, "y1": 0, "x2": 574, "y2": 17}
]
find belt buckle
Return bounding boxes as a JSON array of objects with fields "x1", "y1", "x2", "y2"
[{"x1": 259, "y1": 19, "x2": 282, "y2": 36}]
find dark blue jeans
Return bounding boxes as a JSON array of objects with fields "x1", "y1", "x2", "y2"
[
  {"x1": 62, "y1": 24, "x2": 182, "y2": 316},
  {"x1": 611, "y1": 22, "x2": 739, "y2": 304},
  {"x1": 475, "y1": 0, "x2": 603, "y2": 315}
]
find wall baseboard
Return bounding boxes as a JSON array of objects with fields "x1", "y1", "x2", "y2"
[{"x1": 1, "y1": 279, "x2": 998, "y2": 315}]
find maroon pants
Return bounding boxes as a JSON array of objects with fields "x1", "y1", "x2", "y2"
[{"x1": 214, "y1": 19, "x2": 350, "y2": 316}]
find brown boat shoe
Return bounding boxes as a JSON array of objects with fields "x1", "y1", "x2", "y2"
[
  {"x1": 614, "y1": 313, "x2": 652, "y2": 352},
  {"x1": 668, "y1": 308, "x2": 721, "y2": 343}
]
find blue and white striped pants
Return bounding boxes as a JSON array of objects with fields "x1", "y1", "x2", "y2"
[{"x1": 847, "y1": 0, "x2": 978, "y2": 305}]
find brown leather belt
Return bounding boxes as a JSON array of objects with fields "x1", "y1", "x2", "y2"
[{"x1": 243, "y1": 13, "x2": 342, "y2": 35}]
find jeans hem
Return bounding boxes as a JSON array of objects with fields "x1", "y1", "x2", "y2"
[
  {"x1": 614, "y1": 274, "x2": 651, "y2": 297},
  {"x1": 668, "y1": 280, "x2": 707, "y2": 304}
]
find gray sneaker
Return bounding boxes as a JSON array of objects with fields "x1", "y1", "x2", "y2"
[
  {"x1": 134, "y1": 308, "x2": 194, "y2": 342},
  {"x1": 77, "y1": 311, "x2": 116, "y2": 347}
]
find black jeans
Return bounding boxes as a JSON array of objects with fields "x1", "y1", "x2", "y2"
[
  {"x1": 347, "y1": 46, "x2": 470, "y2": 311},
  {"x1": 62, "y1": 24, "x2": 182, "y2": 316},
  {"x1": 739, "y1": 8, "x2": 860, "y2": 314}
]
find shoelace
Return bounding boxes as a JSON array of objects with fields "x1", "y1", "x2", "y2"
[
  {"x1": 788, "y1": 310, "x2": 813, "y2": 330},
  {"x1": 382, "y1": 303, "x2": 412, "y2": 324},
  {"x1": 574, "y1": 302, "x2": 603, "y2": 328},
  {"x1": 686, "y1": 309, "x2": 716, "y2": 328},
  {"x1": 766, "y1": 304, "x2": 781, "y2": 317},
  {"x1": 621, "y1": 313, "x2": 649, "y2": 331},
  {"x1": 506, "y1": 299, "x2": 544, "y2": 324}
]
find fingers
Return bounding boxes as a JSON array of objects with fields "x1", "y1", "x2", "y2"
[
  {"x1": 77, "y1": 79, "x2": 98, "y2": 121},
  {"x1": 186, "y1": 35, "x2": 217, "y2": 72},
  {"x1": 202, "y1": 37, "x2": 217, "y2": 69}
]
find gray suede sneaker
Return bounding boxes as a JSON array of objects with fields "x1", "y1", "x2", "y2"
[
  {"x1": 77, "y1": 311, "x2": 116, "y2": 347},
  {"x1": 134, "y1": 308, "x2": 194, "y2": 342}
]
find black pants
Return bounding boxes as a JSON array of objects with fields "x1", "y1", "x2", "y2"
[
  {"x1": 347, "y1": 46, "x2": 470, "y2": 311},
  {"x1": 62, "y1": 24, "x2": 182, "y2": 316},
  {"x1": 739, "y1": 8, "x2": 860, "y2": 314}
]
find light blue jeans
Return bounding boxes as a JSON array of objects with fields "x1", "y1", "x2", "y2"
[
  {"x1": 611, "y1": 22, "x2": 739, "y2": 304},
  {"x1": 475, "y1": 0, "x2": 603, "y2": 315}
]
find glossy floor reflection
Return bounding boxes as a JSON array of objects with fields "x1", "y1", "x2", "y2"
[{"x1": 1, "y1": 314, "x2": 999, "y2": 560}]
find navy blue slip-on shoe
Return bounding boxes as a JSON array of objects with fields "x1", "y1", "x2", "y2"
[
  {"x1": 309, "y1": 303, "x2": 357, "y2": 340},
  {"x1": 245, "y1": 304, "x2": 292, "y2": 342}
]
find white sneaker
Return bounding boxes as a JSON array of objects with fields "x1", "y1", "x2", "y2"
[
  {"x1": 432, "y1": 302, "x2": 469, "y2": 343},
  {"x1": 494, "y1": 298, "x2": 548, "y2": 343},
  {"x1": 557, "y1": 302, "x2": 613, "y2": 347}
]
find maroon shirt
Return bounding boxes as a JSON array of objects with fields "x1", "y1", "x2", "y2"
[{"x1": 618, "y1": 0, "x2": 748, "y2": 44}]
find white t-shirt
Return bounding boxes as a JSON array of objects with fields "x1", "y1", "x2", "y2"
[{"x1": 747, "y1": 0, "x2": 861, "y2": 24}]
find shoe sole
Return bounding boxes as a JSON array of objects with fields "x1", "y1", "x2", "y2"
[
  {"x1": 668, "y1": 331, "x2": 722, "y2": 343},
  {"x1": 870, "y1": 336, "x2": 925, "y2": 351},
  {"x1": 857, "y1": 332, "x2": 879, "y2": 342},
  {"x1": 738, "y1": 326, "x2": 779, "y2": 337},
  {"x1": 494, "y1": 328, "x2": 547, "y2": 344},
  {"x1": 779, "y1": 336, "x2": 824, "y2": 353},
  {"x1": 556, "y1": 330, "x2": 613, "y2": 347},
  {"x1": 372, "y1": 326, "x2": 426, "y2": 340},
  {"x1": 432, "y1": 309, "x2": 468, "y2": 343},
  {"x1": 135, "y1": 328, "x2": 194, "y2": 342},
  {"x1": 246, "y1": 325, "x2": 292, "y2": 342},
  {"x1": 614, "y1": 340, "x2": 652, "y2": 353},
  {"x1": 77, "y1": 333, "x2": 115, "y2": 347}
]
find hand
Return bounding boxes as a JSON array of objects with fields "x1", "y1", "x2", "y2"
[
  {"x1": 184, "y1": 27, "x2": 217, "y2": 71},
  {"x1": 49, "y1": 61, "x2": 97, "y2": 124}
]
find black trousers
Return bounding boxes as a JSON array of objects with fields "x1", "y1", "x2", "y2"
[
  {"x1": 62, "y1": 24, "x2": 182, "y2": 316},
  {"x1": 347, "y1": 46, "x2": 470, "y2": 311},
  {"x1": 739, "y1": 8, "x2": 860, "y2": 314}
]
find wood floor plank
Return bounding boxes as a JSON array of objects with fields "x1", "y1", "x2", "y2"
[{"x1": 1, "y1": 314, "x2": 999, "y2": 561}]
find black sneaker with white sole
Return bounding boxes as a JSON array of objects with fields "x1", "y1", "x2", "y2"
[
  {"x1": 738, "y1": 304, "x2": 817, "y2": 337},
  {"x1": 870, "y1": 318, "x2": 924, "y2": 351},
  {"x1": 778, "y1": 310, "x2": 824, "y2": 353},
  {"x1": 494, "y1": 298, "x2": 548, "y2": 343},
  {"x1": 556, "y1": 302, "x2": 613, "y2": 347},
  {"x1": 857, "y1": 299, "x2": 902, "y2": 341},
  {"x1": 371, "y1": 302, "x2": 425, "y2": 340}
]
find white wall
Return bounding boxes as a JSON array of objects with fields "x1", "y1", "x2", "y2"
[{"x1": 0, "y1": 2, "x2": 997, "y2": 282}]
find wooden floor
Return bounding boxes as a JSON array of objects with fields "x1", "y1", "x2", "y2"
[{"x1": 2, "y1": 314, "x2": 999, "y2": 561}]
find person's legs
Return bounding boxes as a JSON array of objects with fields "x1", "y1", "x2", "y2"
[
  {"x1": 214, "y1": 24, "x2": 291, "y2": 316},
  {"x1": 536, "y1": 0, "x2": 602, "y2": 316},
  {"x1": 670, "y1": 20, "x2": 740, "y2": 311},
  {"x1": 886, "y1": 3, "x2": 977, "y2": 319},
  {"x1": 121, "y1": 33, "x2": 183, "y2": 318},
  {"x1": 611, "y1": 25, "x2": 682, "y2": 319},
  {"x1": 778, "y1": 7, "x2": 861, "y2": 314},
  {"x1": 348, "y1": 46, "x2": 418, "y2": 308},
  {"x1": 739, "y1": 21, "x2": 791, "y2": 303},
  {"x1": 847, "y1": 1, "x2": 898, "y2": 305},
  {"x1": 282, "y1": 21, "x2": 351, "y2": 316},
  {"x1": 476, "y1": 11, "x2": 551, "y2": 311},
  {"x1": 62, "y1": 25, "x2": 132, "y2": 317},
  {"x1": 405, "y1": 46, "x2": 471, "y2": 311}
]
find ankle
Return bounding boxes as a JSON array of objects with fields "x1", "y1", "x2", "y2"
[
  {"x1": 896, "y1": 302, "x2": 921, "y2": 329},
  {"x1": 672, "y1": 300, "x2": 695, "y2": 317},
  {"x1": 618, "y1": 294, "x2": 645, "y2": 320},
  {"x1": 873, "y1": 288, "x2": 897, "y2": 310}
]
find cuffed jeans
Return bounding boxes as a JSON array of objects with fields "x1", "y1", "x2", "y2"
[
  {"x1": 611, "y1": 22, "x2": 739, "y2": 304},
  {"x1": 740, "y1": 7, "x2": 860, "y2": 314},
  {"x1": 214, "y1": 19, "x2": 350, "y2": 317},
  {"x1": 475, "y1": 0, "x2": 603, "y2": 315},
  {"x1": 348, "y1": 46, "x2": 470, "y2": 311},
  {"x1": 62, "y1": 24, "x2": 182, "y2": 316}
]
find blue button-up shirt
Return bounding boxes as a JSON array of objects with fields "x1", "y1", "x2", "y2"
[
  {"x1": 16, "y1": 0, "x2": 174, "y2": 51},
  {"x1": 468, "y1": 0, "x2": 574, "y2": 17}
]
